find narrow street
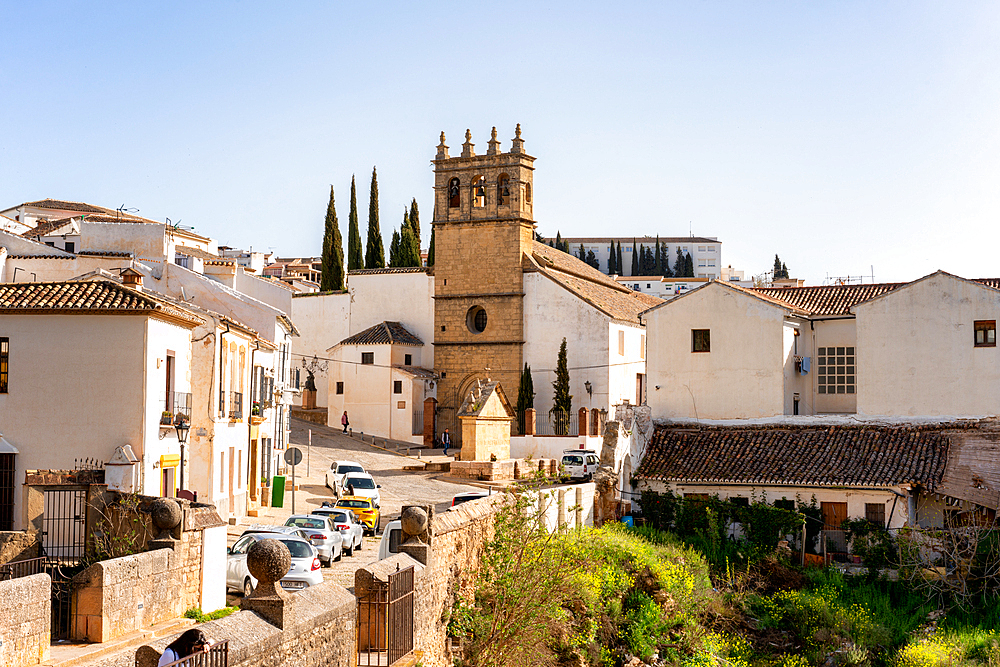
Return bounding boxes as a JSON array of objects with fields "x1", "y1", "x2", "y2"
[{"x1": 227, "y1": 416, "x2": 482, "y2": 594}]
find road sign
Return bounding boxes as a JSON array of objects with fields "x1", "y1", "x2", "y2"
[{"x1": 284, "y1": 447, "x2": 302, "y2": 466}]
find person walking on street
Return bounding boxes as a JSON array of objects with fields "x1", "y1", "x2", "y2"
[
  {"x1": 341, "y1": 411, "x2": 349, "y2": 434},
  {"x1": 441, "y1": 428, "x2": 451, "y2": 456}
]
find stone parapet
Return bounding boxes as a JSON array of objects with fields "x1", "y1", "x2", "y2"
[
  {"x1": 448, "y1": 459, "x2": 515, "y2": 481},
  {"x1": 0, "y1": 573, "x2": 50, "y2": 667}
]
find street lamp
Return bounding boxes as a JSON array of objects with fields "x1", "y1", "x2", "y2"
[{"x1": 176, "y1": 421, "x2": 190, "y2": 491}]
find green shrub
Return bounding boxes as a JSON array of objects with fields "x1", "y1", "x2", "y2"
[{"x1": 183, "y1": 606, "x2": 239, "y2": 623}]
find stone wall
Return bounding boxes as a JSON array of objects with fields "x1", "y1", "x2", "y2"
[
  {"x1": 72, "y1": 549, "x2": 184, "y2": 643},
  {"x1": 0, "y1": 530, "x2": 40, "y2": 565},
  {"x1": 0, "y1": 573, "x2": 50, "y2": 667},
  {"x1": 135, "y1": 581, "x2": 355, "y2": 667}
]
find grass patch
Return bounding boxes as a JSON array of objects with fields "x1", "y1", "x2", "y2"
[{"x1": 184, "y1": 606, "x2": 239, "y2": 623}]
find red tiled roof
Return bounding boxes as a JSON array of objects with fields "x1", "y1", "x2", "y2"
[
  {"x1": 752, "y1": 283, "x2": 905, "y2": 316},
  {"x1": 528, "y1": 241, "x2": 660, "y2": 324},
  {"x1": 0, "y1": 281, "x2": 198, "y2": 324},
  {"x1": 21, "y1": 199, "x2": 115, "y2": 214},
  {"x1": 339, "y1": 321, "x2": 423, "y2": 346},
  {"x1": 635, "y1": 425, "x2": 950, "y2": 488},
  {"x1": 20, "y1": 218, "x2": 75, "y2": 239}
]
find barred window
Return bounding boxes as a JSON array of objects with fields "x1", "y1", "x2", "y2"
[
  {"x1": 865, "y1": 503, "x2": 885, "y2": 527},
  {"x1": 817, "y1": 346, "x2": 855, "y2": 394},
  {"x1": 361, "y1": 352, "x2": 374, "y2": 365}
]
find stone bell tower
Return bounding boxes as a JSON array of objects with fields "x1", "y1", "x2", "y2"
[{"x1": 431, "y1": 125, "x2": 536, "y2": 445}]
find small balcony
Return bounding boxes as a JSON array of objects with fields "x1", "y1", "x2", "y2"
[
  {"x1": 229, "y1": 392, "x2": 243, "y2": 421},
  {"x1": 160, "y1": 392, "x2": 193, "y2": 426}
]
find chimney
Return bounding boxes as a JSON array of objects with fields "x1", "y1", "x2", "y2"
[{"x1": 121, "y1": 268, "x2": 144, "y2": 291}]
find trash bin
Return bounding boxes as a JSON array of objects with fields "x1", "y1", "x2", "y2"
[
  {"x1": 621, "y1": 515, "x2": 634, "y2": 527},
  {"x1": 271, "y1": 475, "x2": 286, "y2": 508}
]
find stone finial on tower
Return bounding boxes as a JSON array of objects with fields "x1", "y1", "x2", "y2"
[
  {"x1": 510, "y1": 123, "x2": 524, "y2": 154},
  {"x1": 436, "y1": 131, "x2": 449, "y2": 160},
  {"x1": 487, "y1": 126, "x2": 501, "y2": 155},
  {"x1": 461, "y1": 129, "x2": 475, "y2": 158}
]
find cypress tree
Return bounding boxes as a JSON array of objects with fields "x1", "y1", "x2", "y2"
[
  {"x1": 365, "y1": 167, "x2": 385, "y2": 269},
  {"x1": 608, "y1": 241, "x2": 617, "y2": 274},
  {"x1": 675, "y1": 247, "x2": 685, "y2": 277},
  {"x1": 400, "y1": 222, "x2": 420, "y2": 267},
  {"x1": 616, "y1": 242, "x2": 623, "y2": 276},
  {"x1": 781, "y1": 262, "x2": 789, "y2": 279},
  {"x1": 427, "y1": 227, "x2": 435, "y2": 267},
  {"x1": 684, "y1": 252, "x2": 694, "y2": 277},
  {"x1": 320, "y1": 185, "x2": 344, "y2": 291},
  {"x1": 515, "y1": 363, "x2": 535, "y2": 434},
  {"x1": 773, "y1": 254, "x2": 783, "y2": 278},
  {"x1": 586, "y1": 249, "x2": 598, "y2": 269},
  {"x1": 347, "y1": 176, "x2": 363, "y2": 271},
  {"x1": 555, "y1": 231, "x2": 563, "y2": 253},
  {"x1": 663, "y1": 245, "x2": 673, "y2": 277},
  {"x1": 630, "y1": 241, "x2": 639, "y2": 276},
  {"x1": 654, "y1": 237, "x2": 662, "y2": 275},
  {"x1": 408, "y1": 198, "x2": 420, "y2": 251},
  {"x1": 389, "y1": 228, "x2": 400, "y2": 267},
  {"x1": 551, "y1": 338, "x2": 572, "y2": 435},
  {"x1": 578, "y1": 244, "x2": 586, "y2": 261}
]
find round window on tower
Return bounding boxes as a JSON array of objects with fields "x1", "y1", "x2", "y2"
[{"x1": 466, "y1": 306, "x2": 488, "y2": 334}]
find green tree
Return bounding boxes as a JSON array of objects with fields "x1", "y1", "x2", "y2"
[
  {"x1": 408, "y1": 198, "x2": 420, "y2": 251},
  {"x1": 400, "y1": 222, "x2": 420, "y2": 267},
  {"x1": 781, "y1": 262, "x2": 789, "y2": 279},
  {"x1": 388, "y1": 227, "x2": 401, "y2": 267},
  {"x1": 616, "y1": 242, "x2": 623, "y2": 276},
  {"x1": 365, "y1": 167, "x2": 385, "y2": 268},
  {"x1": 427, "y1": 227, "x2": 435, "y2": 267},
  {"x1": 586, "y1": 249, "x2": 598, "y2": 269},
  {"x1": 684, "y1": 252, "x2": 694, "y2": 277},
  {"x1": 577, "y1": 243, "x2": 586, "y2": 261},
  {"x1": 551, "y1": 338, "x2": 572, "y2": 435},
  {"x1": 607, "y1": 240, "x2": 617, "y2": 275},
  {"x1": 555, "y1": 231, "x2": 563, "y2": 253},
  {"x1": 515, "y1": 363, "x2": 535, "y2": 434},
  {"x1": 630, "y1": 241, "x2": 639, "y2": 276},
  {"x1": 320, "y1": 185, "x2": 344, "y2": 291},
  {"x1": 347, "y1": 176, "x2": 363, "y2": 271},
  {"x1": 654, "y1": 236, "x2": 662, "y2": 275},
  {"x1": 675, "y1": 247, "x2": 685, "y2": 277},
  {"x1": 773, "y1": 254, "x2": 783, "y2": 278}
]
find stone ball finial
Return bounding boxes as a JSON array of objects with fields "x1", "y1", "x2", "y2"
[
  {"x1": 149, "y1": 497, "x2": 181, "y2": 538},
  {"x1": 465, "y1": 129, "x2": 472, "y2": 143},
  {"x1": 400, "y1": 506, "x2": 428, "y2": 537},
  {"x1": 439, "y1": 131, "x2": 446, "y2": 144},
  {"x1": 247, "y1": 539, "x2": 291, "y2": 589}
]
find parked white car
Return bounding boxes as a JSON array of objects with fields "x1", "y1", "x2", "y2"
[
  {"x1": 561, "y1": 449, "x2": 600, "y2": 480},
  {"x1": 283, "y1": 514, "x2": 343, "y2": 565},
  {"x1": 378, "y1": 519, "x2": 402, "y2": 561},
  {"x1": 325, "y1": 460, "x2": 366, "y2": 496},
  {"x1": 311, "y1": 506, "x2": 365, "y2": 556},
  {"x1": 448, "y1": 490, "x2": 491, "y2": 510},
  {"x1": 226, "y1": 533, "x2": 323, "y2": 597},
  {"x1": 341, "y1": 472, "x2": 381, "y2": 508}
]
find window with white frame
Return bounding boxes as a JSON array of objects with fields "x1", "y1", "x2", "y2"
[{"x1": 817, "y1": 346, "x2": 855, "y2": 394}]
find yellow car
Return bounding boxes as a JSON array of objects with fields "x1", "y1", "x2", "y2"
[{"x1": 336, "y1": 496, "x2": 380, "y2": 534}]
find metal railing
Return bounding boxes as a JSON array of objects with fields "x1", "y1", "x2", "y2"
[
  {"x1": 535, "y1": 410, "x2": 579, "y2": 436},
  {"x1": 412, "y1": 410, "x2": 423, "y2": 436},
  {"x1": 228, "y1": 392, "x2": 243, "y2": 420},
  {"x1": 162, "y1": 392, "x2": 193, "y2": 424},
  {"x1": 0, "y1": 556, "x2": 46, "y2": 581},
  {"x1": 358, "y1": 565, "x2": 414, "y2": 666},
  {"x1": 160, "y1": 640, "x2": 230, "y2": 667}
]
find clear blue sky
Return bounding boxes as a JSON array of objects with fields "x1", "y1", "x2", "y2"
[{"x1": 2, "y1": 2, "x2": 998, "y2": 284}]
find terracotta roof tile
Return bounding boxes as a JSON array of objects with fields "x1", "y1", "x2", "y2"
[
  {"x1": 752, "y1": 283, "x2": 905, "y2": 316},
  {"x1": 636, "y1": 424, "x2": 950, "y2": 488},
  {"x1": 20, "y1": 218, "x2": 75, "y2": 238},
  {"x1": 175, "y1": 246, "x2": 220, "y2": 260},
  {"x1": 21, "y1": 199, "x2": 115, "y2": 214},
  {"x1": 0, "y1": 280, "x2": 196, "y2": 324},
  {"x1": 339, "y1": 321, "x2": 423, "y2": 346},
  {"x1": 529, "y1": 241, "x2": 660, "y2": 324},
  {"x1": 393, "y1": 365, "x2": 438, "y2": 379}
]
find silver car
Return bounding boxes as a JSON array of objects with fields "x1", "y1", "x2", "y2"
[
  {"x1": 283, "y1": 514, "x2": 343, "y2": 565},
  {"x1": 311, "y1": 507, "x2": 364, "y2": 556},
  {"x1": 226, "y1": 533, "x2": 323, "y2": 597}
]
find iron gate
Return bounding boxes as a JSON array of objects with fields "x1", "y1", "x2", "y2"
[
  {"x1": 42, "y1": 488, "x2": 87, "y2": 564},
  {"x1": 357, "y1": 565, "x2": 414, "y2": 666},
  {"x1": 47, "y1": 560, "x2": 76, "y2": 641},
  {"x1": 160, "y1": 640, "x2": 230, "y2": 667}
]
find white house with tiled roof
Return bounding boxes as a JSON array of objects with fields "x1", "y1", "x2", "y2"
[
  {"x1": 0, "y1": 279, "x2": 202, "y2": 531},
  {"x1": 643, "y1": 271, "x2": 1000, "y2": 420}
]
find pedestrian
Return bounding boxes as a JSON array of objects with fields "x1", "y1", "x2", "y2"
[
  {"x1": 158, "y1": 628, "x2": 209, "y2": 666},
  {"x1": 441, "y1": 428, "x2": 451, "y2": 456},
  {"x1": 341, "y1": 410, "x2": 349, "y2": 434}
]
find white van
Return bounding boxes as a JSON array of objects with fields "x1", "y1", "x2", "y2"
[
  {"x1": 377, "y1": 519, "x2": 402, "y2": 560},
  {"x1": 561, "y1": 450, "x2": 599, "y2": 480}
]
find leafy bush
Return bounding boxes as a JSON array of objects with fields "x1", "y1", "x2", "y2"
[{"x1": 184, "y1": 606, "x2": 239, "y2": 623}]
